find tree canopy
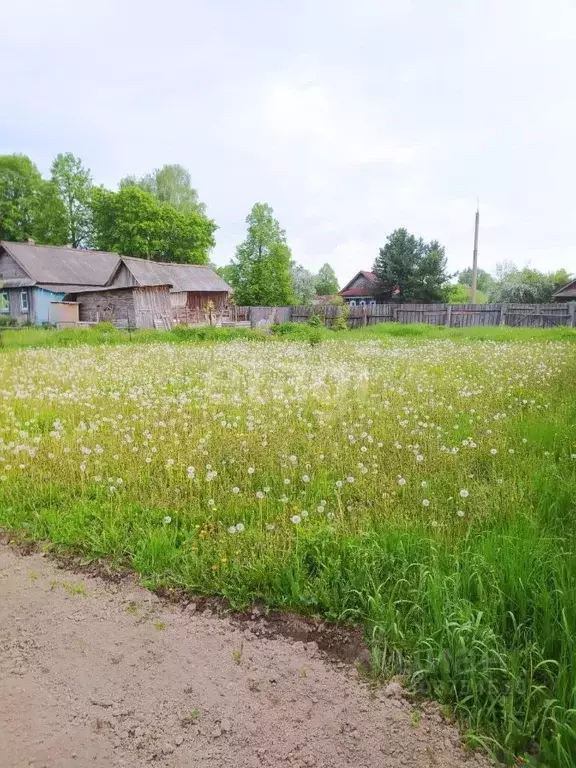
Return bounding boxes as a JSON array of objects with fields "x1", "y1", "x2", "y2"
[
  {"x1": 315, "y1": 263, "x2": 339, "y2": 295},
  {"x1": 0, "y1": 155, "x2": 44, "y2": 242},
  {"x1": 91, "y1": 186, "x2": 216, "y2": 264},
  {"x1": 120, "y1": 164, "x2": 206, "y2": 215},
  {"x1": 232, "y1": 203, "x2": 293, "y2": 306},
  {"x1": 373, "y1": 229, "x2": 452, "y2": 302},
  {"x1": 457, "y1": 266, "x2": 494, "y2": 294},
  {"x1": 291, "y1": 262, "x2": 317, "y2": 305},
  {"x1": 50, "y1": 153, "x2": 94, "y2": 247},
  {"x1": 488, "y1": 266, "x2": 571, "y2": 303}
]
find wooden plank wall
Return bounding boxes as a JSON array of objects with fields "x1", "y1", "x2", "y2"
[{"x1": 240, "y1": 302, "x2": 575, "y2": 329}]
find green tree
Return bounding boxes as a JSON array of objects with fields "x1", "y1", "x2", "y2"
[
  {"x1": 50, "y1": 153, "x2": 94, "y2": 247},
  {"x1": 120, "y1": 164, "x2": 206, "y2": 214},
  {"x1": 92, "y1": 186, "x2": 216, "y2": 263},
  {"x1": 373, "y1": 229, "x2": 452, "y2": 302},
  {"x1": 457, "y1": 267, "x2": 494, "y2": 294},
  {"x1": 214, "y1": 263, "x2": 239, "y2": 288},
  {"x1": 0, "y1": 154, "x2": 43, "y2": 241},
  {"x1": 315, "y1": 263, "x2": 339, "y2": 295},
  {"x1": 291, "y1": 262, "x2": 317, "y2": 304},
  {"x1": 490, "y1": 266, "x2": 573, "y2": 303},
  {"x1": 232, "y1": 203, "x2": 293, "y2": 305}
]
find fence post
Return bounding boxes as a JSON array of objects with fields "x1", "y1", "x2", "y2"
[
  {"x1": 392, "y1": 305, "x2": 398, "y2": 323},
  {"x1": 569, "y1": 302, "x2": 576, "y2": 328},
  {"x1": 499, "y1": 304, "x2": 507, "y2": 326},
  {"x1": 445, "y1": 304, "x2": 452, "y2": 327},
  {"x1": 363, "y1": 306, "x2": 368, "y2": 326}
]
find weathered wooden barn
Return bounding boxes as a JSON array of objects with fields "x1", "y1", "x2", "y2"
[
  {"x1": 553, "y1": 278, "x2": 576, "y2": 302},
  {"x1": 0, "y1": 241, "x2": 119, "y2": 324},
  {"x1": 64, "y1": 285, "x2": 173, "y2": 329},
  {"x1": 108, "y1": 256, "x2": 232, "y2": 314}
]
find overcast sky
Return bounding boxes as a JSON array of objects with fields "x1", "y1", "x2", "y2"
[{"x1": 2, "y1": 0, "x2": 575, "y2": 283}]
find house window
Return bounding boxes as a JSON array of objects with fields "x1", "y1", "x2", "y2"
[
  {"x1": 349, "y1": 299, "x2": 356, "y2": 306},
  {"x1": 369, "y1": 300, "x2": 376, "y2": 306},
  {"x1": 20, "y1": 291, "x2": 29, "y2": 313},
  {"x1": 0, "y1": 291, "x2": 8, "y2": 313},
  {"x1": 359, "y1": 300, "x2": 366, "y2": 307}
]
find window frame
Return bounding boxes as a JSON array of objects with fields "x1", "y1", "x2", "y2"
[
  {"x1": 0, "y1": 291, "x2": 9, "y2": 314},
  {"x1": 19, "y1": 290, "x2": 29, "y2": 313}
]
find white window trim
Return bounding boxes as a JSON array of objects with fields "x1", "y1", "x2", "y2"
[
  {"x1": 349, "y1": 299, "x2": 356, "y2": 306},
  {"x1": 20, "y1": 291, "x2": 29, "y2": 313},
  {"x1": 0, "y1": 291, "x2": 9, "y2": 313}
]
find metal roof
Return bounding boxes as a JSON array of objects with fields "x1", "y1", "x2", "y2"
[
  {"x1": 1, "y1": 241, "x2": 120, "y2": 286},
  {"x1": 119, "y1": 256, "x2": 232, "y2": 293}
]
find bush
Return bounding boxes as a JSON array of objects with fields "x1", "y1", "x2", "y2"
[
  {"x1": 92, "y1": 322, "x2": 117, "y2": 333},
  {"x1": 331, "y1": 304, "x2": 350, "y2": 331},
  {"x1": 307, "y1": 313, "x2": 322, "y2": 327},
  {"x1": 0, "y1": 316, "x2": 18, "y2": 327}
]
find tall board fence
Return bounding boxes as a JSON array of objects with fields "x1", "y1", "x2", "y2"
[{"x1": 232, "y1": 303, "x2": 576, "y2": 330}]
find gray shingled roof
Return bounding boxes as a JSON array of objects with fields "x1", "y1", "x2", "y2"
[
  {"x1": 1, "y1": 241, "x2": 120, "y2": 286},
  {"x1": 120, "y1": 256, "x2": 231, "y2": 293}
]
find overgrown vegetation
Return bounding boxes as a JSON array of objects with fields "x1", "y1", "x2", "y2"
[
  {"x1": 1, "y1": 320, "x2": 575, "y2": 351},
  {"x1": 1, "y1": 333, "x2": 575, "y2": 765}
]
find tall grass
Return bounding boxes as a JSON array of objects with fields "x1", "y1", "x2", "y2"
[
  {"x1": 1, "y1": 320, "x2": 575, "y2": 350},
  {"x1": 0, "y1": 336, "x2": 575, "y2": 765}
]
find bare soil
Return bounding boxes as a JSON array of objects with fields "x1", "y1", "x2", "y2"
[{"x1": 0, "y1": 544, "x2": 489, "y2": 768}]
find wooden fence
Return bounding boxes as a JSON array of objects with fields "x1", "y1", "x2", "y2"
[{"x1": 237, "y1": 302, "x2": 576, "y2": 330}]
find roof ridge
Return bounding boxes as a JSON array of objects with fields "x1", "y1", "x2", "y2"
[
  {"x1": 1, "y1": 240, "x2": 120, "y2": 257},
  {"x1": 121, "y1": 255, "x2": 211, "y2": 269}
]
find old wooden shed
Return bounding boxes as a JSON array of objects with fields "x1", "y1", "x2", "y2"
[
  {"x1": 64, "y1": 285, "x2": 173, "y2": 329},
  {"x1": 108, "y1": 257, "x2": 232, "y2": 312}
]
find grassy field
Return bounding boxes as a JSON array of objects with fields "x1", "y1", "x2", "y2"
[{"x1": 1, "y1": 329, "x2": 575, "y2": 765}]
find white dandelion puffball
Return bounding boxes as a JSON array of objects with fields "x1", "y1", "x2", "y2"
[
  {"x1": 232, "y1": 486, "x2": 240, "y2": 494},
  {"x1": 422, "y1": 499, "x2": 430, "y2": 507},
  {"x1": 163, "y1": 516, "x2": 172, "y2": 525},
  {"x1": 490, "y1": 448, "x2": 497, "y2": 456},
  {"x1": 456, "y1": 509, "x2": 465, "y2": 517},
  {"x1": 291, "y1": 515, "x2": 302, "y2": 525},
  {"x1": 228, "y1": 525, "x2": 237, "y2": 535},
  {"x1": 459, "y1": 489, "x2": 469, "y2": 498},
  {"x1": 397, "y1": 477, "x2": 406, "y2": 486},
  {"x1": 235, "y1": 523, "x2": 245, "y2": 533},
  {"x1": 301, "y1": 510, "x2": 309, "y2": 518}
]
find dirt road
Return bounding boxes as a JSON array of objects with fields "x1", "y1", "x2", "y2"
[{"x1": 0, "y1": 544, "x2": 487, "y2": 768}]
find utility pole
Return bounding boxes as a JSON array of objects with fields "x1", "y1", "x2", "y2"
[{"x1": 471, "y1": 201, "x2": 479, "y2": 303}]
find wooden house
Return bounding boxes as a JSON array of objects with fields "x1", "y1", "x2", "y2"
[
  {"x1": 553, "y1": 278, "x2": 576, "y2": 302},
  {"x1": 0, "y1": 241, "x2": 119, "y2": 324},
  {"x1": 339, "y1": 271, "x2": 380, "y2": 305},
  {"x1": 0, "y1": 240, "x2": 232, "y2": 328}
]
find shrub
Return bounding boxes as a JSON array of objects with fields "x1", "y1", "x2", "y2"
[
  {"x1": 307, "y1": 313, "x2": 322, "y2": 327},
  {"x1": 331, "y1": 304, "x2": 350, "y2": 331}
]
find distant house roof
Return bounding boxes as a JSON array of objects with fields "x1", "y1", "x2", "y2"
[
  {"x1": 115, "y1": 256, "x2": 232, "y2": 293},
  {"x1": 1, "y1": 241, "x2": 120, "y2": 287},
  {"x1": 339, "y1": 270, "x2": 379, "y2": 297},
  {"x1": 553, "y1": 278, "x2": 576, "y2": 299}
]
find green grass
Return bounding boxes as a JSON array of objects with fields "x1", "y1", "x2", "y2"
[
  {"x1": 1, "y1": 335, "x2": 575, "y2": 765},
  {"x1": 1, "y1": 319, "x2": 575, "y2": 351}
]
